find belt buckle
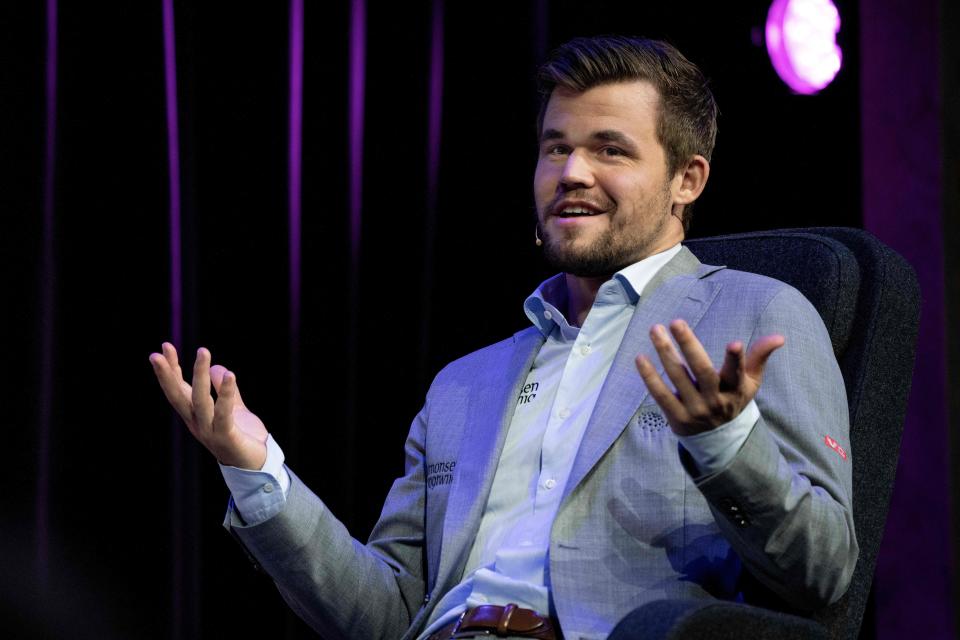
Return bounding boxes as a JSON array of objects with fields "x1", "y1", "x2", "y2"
[{"x1": 448, "y1": 610, "x2": 469, "y2": 639}]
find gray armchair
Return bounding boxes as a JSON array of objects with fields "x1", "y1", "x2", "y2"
[{"x1": 610, "y1": 228, "x2": 921, "y2": 640}]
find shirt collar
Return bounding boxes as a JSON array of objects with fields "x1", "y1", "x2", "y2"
[{"x1": 523, "y1": 243, "x2": 682, "y2": 337}]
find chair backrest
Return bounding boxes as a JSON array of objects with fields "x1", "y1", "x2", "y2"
[{"x1": 684, "y1": 228, "x2": 921, "y2": 640}]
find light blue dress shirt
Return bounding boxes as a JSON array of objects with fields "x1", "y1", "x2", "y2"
[{"x1": 219, "y1": 244, "x2": 758, "y2": 637}]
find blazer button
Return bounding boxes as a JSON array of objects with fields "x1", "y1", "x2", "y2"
[{"x1": 720, "y1": 498, "x2": 741, "y2": 514}]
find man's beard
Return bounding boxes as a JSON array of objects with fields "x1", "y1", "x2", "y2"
[{"x1": 539, "y1": 190, "x2": 673, "y2": 278}]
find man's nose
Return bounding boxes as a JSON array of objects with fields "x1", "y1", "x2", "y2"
[{"x1": 559, "y1": 150, "x2": 595, "y2": 190}]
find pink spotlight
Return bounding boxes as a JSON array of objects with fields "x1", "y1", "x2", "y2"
[{"x1": 766, "y1": 0, "x2": 842, "y2": 94}]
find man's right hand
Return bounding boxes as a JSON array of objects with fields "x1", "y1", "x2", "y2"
[{"x1": 149, "y1": 342, "x2": 268, "y2": 470}]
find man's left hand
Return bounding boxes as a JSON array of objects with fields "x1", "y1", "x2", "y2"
[{"x1": 635, "y1": 319, "x2": 785, "y2": 437}]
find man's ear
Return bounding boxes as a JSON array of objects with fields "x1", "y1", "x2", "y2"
[{"x1": 671, "y1": 154, "x2": 710, "y2": 207}]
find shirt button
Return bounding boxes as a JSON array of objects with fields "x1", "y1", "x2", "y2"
[
  {"x1": 543, "y1": 310, "x2": 553, "y2": 320},
  {"x1": 262, "y1": 483, "x2": 274, "y2": 493},
  {"x1": 558, "y1": 408, "x2": 571, "y2": 419},
  {"x1": 544, "y1": 479, "x2": 557, "y2": 490},
  {"x1": 580, "y1": 345, "x2": 592, "y2": 355}
]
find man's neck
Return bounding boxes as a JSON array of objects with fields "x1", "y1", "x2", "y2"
[
  {"x1": 565, "y1": 274, "x2": 609, "y2": 327},
  {"x1": 563, "y1": 240, "x2": 683, "y2": 327}
]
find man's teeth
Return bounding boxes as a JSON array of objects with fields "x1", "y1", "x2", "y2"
[{"x1": 559, "y1": 207, "x2": 600, "y2": 217}]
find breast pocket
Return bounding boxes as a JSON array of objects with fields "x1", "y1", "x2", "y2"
[
  {"x1": 635, "y1": 402, "x2": 670, "y2": 434},
  {"x1": 606, "y1": 402, "x2": 685, "y2": 539}
]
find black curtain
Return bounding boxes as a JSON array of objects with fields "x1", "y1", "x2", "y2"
[{"x1": 3, "y1": 1, "x2": 865, "y2": 638}]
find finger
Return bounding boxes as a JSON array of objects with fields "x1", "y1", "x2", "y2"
[
  {"x1": 160, "y1": 342, "x2": 194, "y2": 399},
  {"x1": 744, "y1": 334, "x2": 786, "y2": 382},
  {"x1": 635, "y1": 354, "x2": 687, "y2": 421},
  {"x1": 149, "y1": 352, "x2": 194, "y2": 425},
  {"x1": 211, "y1": 363, "x2": 246, "y2": 408},
  {"x1": 161, "y1": 342, "x2": 184, "y2": 381},
  {"x1": 162, "y1": 342, "x2": 193, "y2": 396},
  {"x1": 669, "y1": 319, "x2": 720, "y2": 393},
  {"x1": 161, "y1": 341, "x2": 179, "y2": 368},
  {"x1": 212, "y1": 370, "x2": 237, "y2": 435},
  {"x1": 210, "y1": 364, "x2": 227, "y2": 395},
  {"x1": 649, "y1": 324, "x2": 700, "y2": 403},
  {"x1": 717, "y1": 341, "x2": 744, "y2": 391},
  {"x1": 192, "y1": 348, "x2": 215, "y2": 431}
]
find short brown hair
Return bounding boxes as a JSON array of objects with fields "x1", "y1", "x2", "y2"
[{"x1": 536, "y1": 36, "x2": 718, "y2": 229}]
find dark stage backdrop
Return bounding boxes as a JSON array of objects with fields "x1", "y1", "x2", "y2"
[{"x1": 2, "y1": 0, "x2": 950, "y2": 639}]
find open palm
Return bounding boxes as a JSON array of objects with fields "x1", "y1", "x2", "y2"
[{"x1": 149, "y1": 342, "x2": 268, "y2": 469}]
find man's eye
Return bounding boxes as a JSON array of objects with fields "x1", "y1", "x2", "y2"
[
  {"x1": 546, "y1": 145, "x2": 570, "y2": 156},
  {"x1": 601, "y1": 146, "x2": 624, "y2": 157}
]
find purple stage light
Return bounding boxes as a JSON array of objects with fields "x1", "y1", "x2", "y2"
[
  {"x1": 765, "y1": 0, "x2": 842, "y2": 94},
  {"x1": 162, "y1": 0, "x2": 182, "y2": 347},
  {"x1": 162, "y1": 0, "x2": 184, "y2": 632},
  {"x1": 349, "y1": 0, "x2": 366, "y2": 267},
  {"x1": 38, "y1": 0, "x2": 58, "y2": 589},
  {"x1": 289, "y1": 0, "x2": 303, "y2": 341}
]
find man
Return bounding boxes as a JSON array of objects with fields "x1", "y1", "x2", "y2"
[{"x1": 150, "y1": 36, "x2": 857, "y2": 640}]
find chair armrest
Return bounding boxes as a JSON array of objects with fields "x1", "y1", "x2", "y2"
[{"x1": 608, "y1": 599, "x2": 828, "y2": 640}]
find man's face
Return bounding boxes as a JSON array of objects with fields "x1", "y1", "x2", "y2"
[{"x1": 534, "y1": 81, "x2": 683, "y2": 277}]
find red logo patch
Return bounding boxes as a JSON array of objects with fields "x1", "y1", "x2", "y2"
[{"x1": 824, "y1": 435, "x2": 847, "y2": 460}]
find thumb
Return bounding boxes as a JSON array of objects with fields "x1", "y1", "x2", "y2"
[{"x1": 744, "y1": 334, "x2": 786, "y2": 383}]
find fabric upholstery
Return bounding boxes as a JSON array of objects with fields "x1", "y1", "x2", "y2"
[
  {"x1": 609, "y1": 598, "x2": 827, "y2": 640},
  {"x1": 611, "y1": 228, "x2": 920, "y2": 640}
]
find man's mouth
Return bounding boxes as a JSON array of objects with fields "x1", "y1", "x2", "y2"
[
  {"x1": 551, "y1": 198, "x2": 611, "y2": 218},
  {"x1": 556, "y1": 206, "x2": 605, "y2": 218}
]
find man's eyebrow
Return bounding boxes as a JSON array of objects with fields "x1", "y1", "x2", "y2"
[
  {"x1": 540, "y1": 128, "x2": 565, "y2": 142},
  {"x1": 539, "y1": 128, "x2": 639, "y2": 151},
  {"x1": 592, "y1": 130, "x2": 638, "y2": 150}
]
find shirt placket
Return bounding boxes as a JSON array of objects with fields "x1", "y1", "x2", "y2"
[
  {"x1": 536, "y1": 288, "x2": 628, "y2": 510},
  {"x1": 537, "y1": 331, "x2": 605, "y2": 511}
]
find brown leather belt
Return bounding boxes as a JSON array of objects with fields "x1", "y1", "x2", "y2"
[{"x1": 426, "y1": 604, "x2": 560, "y2": 639}]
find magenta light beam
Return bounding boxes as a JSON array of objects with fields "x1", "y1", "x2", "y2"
[
  {"x1": 162, "y1": 0, "x2": 184, "y2": 633},
  {"x1": 349, "y1": 0, "x2": 366, "y2": 267},
  {"x1": 37, "y1": 0, "x2": 58, "y2": 589},
  {"x1": 418, "y1": 0, "x2": 444, "y2": 386},
  {"x1": 289, "y1": 0, "x2": 303, "y2": 341},
  {"x1": 341, "y1": 0, "x2": 367, "y2": 520},
  {"x1": 163, "y1": 0, "x2": 182, "y2": 347}
]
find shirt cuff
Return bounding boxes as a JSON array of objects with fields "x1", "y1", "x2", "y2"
[
  {"x1": 219, "y1": 434, "x2": 291, "y2": 524},
  {"x1": 677, "y1": 400, "x2": 760, "y2": 477}
]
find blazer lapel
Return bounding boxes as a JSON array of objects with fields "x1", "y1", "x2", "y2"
[
  {"x1": 435, "y1": 327, "x2": 544, "y2": 589},
  {"x1": 562, "y1": 246, "x2": 725, "y2": 501}
]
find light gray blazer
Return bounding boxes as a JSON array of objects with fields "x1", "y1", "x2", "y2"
[{"x1": 226, "y1": 247, "x2": 858, "y2": 640}]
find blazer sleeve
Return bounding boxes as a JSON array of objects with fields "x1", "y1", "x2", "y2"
[
  {"x1": 684, "y1": 284, "x2": 858, "y2": 611},
  {"x1": 222, "y1": 406, "x2": 429, "y2": 640}
]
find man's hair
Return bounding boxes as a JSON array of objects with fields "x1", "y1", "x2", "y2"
[{"x1": 536, "y1": 36, "x2": 719, "y2": 230}]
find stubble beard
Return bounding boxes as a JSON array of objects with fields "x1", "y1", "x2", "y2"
[{"x1": 540, "y1": 188, "x2": 674, "y2": 278}]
